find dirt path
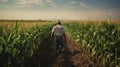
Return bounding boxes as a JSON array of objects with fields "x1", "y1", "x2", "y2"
[{"x1": 23, "y1": 35, "x2": 95, "y2": 67}]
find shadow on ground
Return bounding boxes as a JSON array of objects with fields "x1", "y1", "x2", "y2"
[{"x1": 24, "y1": 35, "x2": 56, "y2": 67}]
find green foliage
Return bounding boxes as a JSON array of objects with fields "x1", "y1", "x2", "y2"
[
  {"x1": 0, "y1": 22, "x2": 53, "y2": 67},
  {"x1": 64, "y1": 21, "x2": 120, "y2": 67}
]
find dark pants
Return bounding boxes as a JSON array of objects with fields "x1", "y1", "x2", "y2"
[{"x1": 54, "y1": 36, "x2": 64, "y2": 54}]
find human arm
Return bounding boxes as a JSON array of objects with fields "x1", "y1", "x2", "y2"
[
  {"x1": 51, "y1": 27, "x2": 54, "y2": 39},
  {"x1": 51, "y1": 31, "x2": 54, "y2": 38},
  {"x1": 62, "y1": 27, "x2": 66, "y2": 42},
  {"x1": 63, "y1": 33, "x2": 66, "y2": 42}
]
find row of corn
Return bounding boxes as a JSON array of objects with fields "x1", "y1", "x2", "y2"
[
  {"x1": 0, "y1": 22, "x2": 53, "y2": 67},
  {"x1": 63, "y1": 21, "x2": 120, "y2": 67}
]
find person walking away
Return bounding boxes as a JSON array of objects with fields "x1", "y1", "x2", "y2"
[{"x1": 51, "y1": 20, "x2": 66, "y2": 55}]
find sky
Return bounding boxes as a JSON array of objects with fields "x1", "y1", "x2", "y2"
[{"x1": 0, "y1": 0, "x2": 120, "y2": 20}]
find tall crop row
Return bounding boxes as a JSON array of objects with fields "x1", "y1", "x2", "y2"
[
  {"x1": 0, "y1": 22, "x2": 53, "y2": 67},
  {"x1": 64, "y1": 21, "x2": 120, "y2": 67}
]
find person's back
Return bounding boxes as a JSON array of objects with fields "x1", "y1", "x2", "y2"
[
  {"x1": 52, "y1": 24, "x2": 65, "y2": 36},
  {"x1": 51, "y1": 21, "x2": 66, "y2": 55}
]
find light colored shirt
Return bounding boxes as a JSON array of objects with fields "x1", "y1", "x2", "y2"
[{"x1": 52, "y1": 25, "x2": 65, "y2": 36}]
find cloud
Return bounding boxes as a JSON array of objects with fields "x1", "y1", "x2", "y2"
[
  {"x1": 80, "y1": 2, "x2": 90, "y2": 8},
  {"x1": 68, "y1": 1, "x2": 76, "y2": 5},
  {"x1": 15, "y1": 0, "x2": 56, "y2": 8},
  {"x1": 80, "y1": 2, "x2": 98, "y2": 10},
  {"x1": 49, "y1": 3, "x2": 58, "y2": 8},
  {"x1": 59, "y1": 9, "x2": 120, "y2": 20},
  {"x1": 16, "y1": 0, "x2": 54, "y2": 5},
  {"x1": 15, "y1": 0, "x2": 43, "y2": 8},
  {"x1": 0, "y1": 0, "x2": 8, "y2": 3},
  {"x1": 16, "y1": 0, "x2": 44, "y2": 5},
  {"x1": 14, "y1": 4, "x2": 31, "y2": 8},
  {"x1": 1, "y1": 8, "x2": 120, "y2": 20},
  {"x1": 61, "y1": 1, "x2": 77, "y2": 10},
  {"x1": 45, "y1": 0, "x2": 53, "y2": 3},
  {"x1": 44, "y1": 0, "x2": 58, "y2": 8}
]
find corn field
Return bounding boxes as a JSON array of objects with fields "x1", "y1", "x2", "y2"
[
  {"x1": 0, "y1": 22, "x2": 53, "y2": 67},
  {"x1": 0, "y1": 21, "x2": 120, "y2": 67},
  {"x1": 63, "y1": 21, "x2": 120, "y2": 67}
]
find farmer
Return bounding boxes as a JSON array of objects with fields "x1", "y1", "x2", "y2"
[{"x1": 51, "y1": 20, "x2": 66, "y2": 55}]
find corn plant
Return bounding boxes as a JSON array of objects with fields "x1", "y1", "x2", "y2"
[
  {"x1": 0, "y1": 22, "x2": 53, "y2": 67},
  {"x1": 64, "y1": 21, "x2": 120, "y2": 67}
]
